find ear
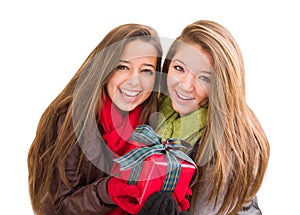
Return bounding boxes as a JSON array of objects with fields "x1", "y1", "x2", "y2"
[{"x1": 199, "y1": 98, "x2": 209, "y2": 108}]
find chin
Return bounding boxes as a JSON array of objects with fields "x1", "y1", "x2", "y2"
[
  {"x1": 115, "y1": 103, "x2": 136, "y2": 112},
  {"x1": 172, "y1": 104, "x2": 185, "y2": 115},
  {"x1": 173, "y1": 104, "x2": 194, "y2": 116}
]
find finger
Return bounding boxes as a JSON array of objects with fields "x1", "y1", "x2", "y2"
[
  {"x1": 117, "y1": 198, "x2": 142, "y2": 214},
  {"x1": 127, "y1": 204, "x2": 144, "y2": 215},
  {"x1": 179, "y1": 198, "x2": 190, "y2": 211},
  {"x1": 125, "y1": 185, "x2": 141, "y2": 198},
  {"x1": 185, "y1": 187, "x2": 192, "y2": 196},
  {"x1": 113, "y1": 183, "x2": 140, "y2": 198}
]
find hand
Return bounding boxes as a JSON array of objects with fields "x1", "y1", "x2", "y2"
[
  {"x1": 178, "y1": 187, "x2": 192, "y2": 211},
  {"x1": 138, "y1": 191, "x2": 184, "y2": 215},
  {"x1": 107, "y1": 177, "x2": 142, "y2": 214}
]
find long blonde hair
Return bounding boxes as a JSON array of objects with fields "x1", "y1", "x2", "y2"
[
  {"x1": 163, "y1": 20, "x2": 270, "y2": 214},
  {"x1": 28, "y1": 23, "x2": 162, "y2": 215}
]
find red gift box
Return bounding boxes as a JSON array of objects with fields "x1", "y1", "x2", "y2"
[{"x1": 111, "y1": 153, "x2": 196, "y2": 204}]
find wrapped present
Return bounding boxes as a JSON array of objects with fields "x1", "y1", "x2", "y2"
[{"x1": 111, "y1": 125, "x2": 198, "y2": 205}]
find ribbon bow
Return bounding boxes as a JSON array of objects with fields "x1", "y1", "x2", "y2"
[{"x1": 114, "y1": 125, "x2": 197, "y2": 192}]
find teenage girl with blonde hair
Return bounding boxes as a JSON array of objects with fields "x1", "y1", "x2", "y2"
[{"x1": 140, "y1": 20, "x2": 270, "y2": 215}]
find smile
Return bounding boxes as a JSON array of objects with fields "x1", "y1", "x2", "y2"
[
  {"x1": 120, "y1": 88, "x2": 141, "y2": 97},
  {"x1": 175, "y1": 90, "x2": 194, "y2": 100}
]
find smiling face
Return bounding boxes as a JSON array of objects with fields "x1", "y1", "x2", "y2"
[
  {"x1": 167, "y1": 43, "x2": 213, "y2": 115},
  {"x1": 106, "y1": 39, "x2": 158, "y2": 111}
]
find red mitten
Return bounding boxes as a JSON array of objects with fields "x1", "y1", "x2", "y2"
[
  {"x1": 107, "y1": 177, "x2": 143, "y2": 214},
  {"x1": 178, "y1": 187, "x2": 192, "y2": 211}
]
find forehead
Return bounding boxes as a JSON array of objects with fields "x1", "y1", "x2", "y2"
[
  {"x1": 173, "y1": 43, "x2": 213, "y2": 73},
  {"x1": 120, "y1": 39, "x2": 158, "y2": 60}
]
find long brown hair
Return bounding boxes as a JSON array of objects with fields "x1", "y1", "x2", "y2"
[
  {"x1": 28, "y1": 23, "x2": 162, "y2": 215},
  {"x1": 162, "y1": 20, "x2": 270, "y2": 214}
]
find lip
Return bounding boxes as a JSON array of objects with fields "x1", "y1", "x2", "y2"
[
  {"x1": 118, "y1": 88, "x2": 142, "y2": 102},
  {"x1": 175, "y1": 90, "x2": 194, "y2": 101}
]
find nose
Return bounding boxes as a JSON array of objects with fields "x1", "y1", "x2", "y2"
[
  {"x1": 179, "y1": 72, "x2": 195, "y2": 92},
  {"x1": 126, "y1": 68, "x2": 141, "y2": 86}
]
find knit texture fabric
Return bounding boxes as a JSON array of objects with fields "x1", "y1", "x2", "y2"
[
  {"x1": 138, "y1": 191, "x2": 191, "y2": 215},
  {"x1": 98, "y1": 95, "x2": 142, "y2": 156},
  {"x1": 156, "y1": 96, "x2": 207, "y2": 153}
]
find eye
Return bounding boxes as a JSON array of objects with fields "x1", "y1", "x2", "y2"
[
  {"x1": 116, "y1": 65, "x2": 129, "y2": 70},
  {"x1": 174, "y1": 65, "x2": 184, "y2": 72},
  {"x1": 142, "y1": 69, "x2": 154, "y2": 76},
  {"x1": 198, "y1": 75, "x2": 210, "y2": 83}
]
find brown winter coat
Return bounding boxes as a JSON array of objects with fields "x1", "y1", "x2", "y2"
[{"x1": 41, "y1": 118, "x2": 116, "y2": 215}]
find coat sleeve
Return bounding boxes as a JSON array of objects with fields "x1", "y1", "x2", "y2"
[
  {"x1": 193, "y1": 182, "x2": 262, "y2": 215},
  {"x1": 42, "y1": 142, "x2": 116, "y2": 215},
  {"x1": 41, "y1": 117, "x2": 116, "y2": 215},
  {"x1": 193, "y1": 162, "x2": 263, "y2": 214}
]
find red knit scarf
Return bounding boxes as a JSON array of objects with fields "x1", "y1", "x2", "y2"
[{"x1": 98, "y1": 95, "x2": 142, "y2": 157}]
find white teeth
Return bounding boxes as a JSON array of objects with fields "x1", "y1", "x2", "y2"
[
  {"x1": 120, "y1": 88, "x2": 140, "y2": 97},
  {"x1": 176, "y1": 91, "x2": 193, "y2": 100}
]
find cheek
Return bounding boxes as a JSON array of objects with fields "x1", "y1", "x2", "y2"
[
  {"x1": 141, "y1": 76, "x2": 156, "y2": 91},
  {"x1": 167, "y1": 71, "x2": 178, "y2": 89},
  {"x1": 106, "y1": 74, "x2": 121, "y2": 98},
  {"x1": 107, "y1": 72, "x2": 118, "y2": 87},
  {"x1": 106, "y1": 78, "x2": 114, "y2": 92},
  {"x1": 142, "y1": 91, "x2": 152, "y2": 101},
  {"x1": 195, "y1": 86, "x2": 209, "y2": 103},
  {"x1": 107, "y1": 72, "x2": 128, "y2": 89}
]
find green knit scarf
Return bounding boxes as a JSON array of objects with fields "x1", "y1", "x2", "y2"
[{"x1": 156, "y1": 96, "x2": 207, "y2": 152}]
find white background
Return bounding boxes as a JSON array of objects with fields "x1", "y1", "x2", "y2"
[{"x1": 1, "y1": 0, "x2": 299, "y2": 214}]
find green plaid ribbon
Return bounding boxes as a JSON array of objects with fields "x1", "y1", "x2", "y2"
[{"x1": 114, "y1": 125, "x2": 196, "y2": 192}]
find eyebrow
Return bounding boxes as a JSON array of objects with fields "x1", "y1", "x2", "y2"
[
  {"x1": 173, "y1": 59, "x2": 187, "y2": 66},
  {"x1": 119, "y1": 59, "x2": 156, "y2": 69},
  {"x1": 173, "y1": 58, "x2": 213, "y2": 75}
]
